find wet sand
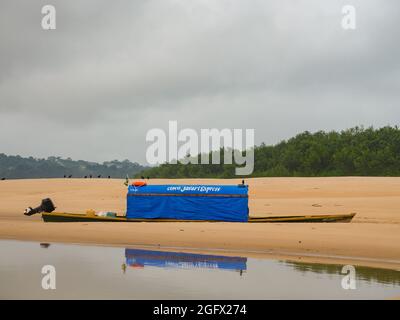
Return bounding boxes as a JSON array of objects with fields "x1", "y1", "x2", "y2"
[{"x1": 0, "y1": 178, "x2": 399, "y2": 269}]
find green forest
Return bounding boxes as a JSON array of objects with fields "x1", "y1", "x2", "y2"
[
  {"x1": 2, "y1": 126, "x2": 399, "y2": 179},
  {"x1": 0, "y1": 155, "x2": 147, "y2": 179},
  {"x1": 137, "y1": 126, "x2": 400, "y2": 178}
]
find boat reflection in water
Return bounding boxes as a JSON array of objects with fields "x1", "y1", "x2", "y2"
[{"x1": 124, "y1": 248, "x2": 247, "y2": 274}]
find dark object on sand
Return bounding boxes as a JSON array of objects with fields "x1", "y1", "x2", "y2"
[
  {"x1": 1, "y1": 177, "x2": 5, "y2": 180},
  {"x1": 108, "y1": 176, "x2": 111, "y2": 179},
  {"x1": 24, "y1": 198, "x2": 56, "y2": 216},
  {"x1": 40, "y1": 243, "x2": 51, "y2": 248},
  {"x1": 97, "y1": 175, "x2": 101, "y2": 178}
]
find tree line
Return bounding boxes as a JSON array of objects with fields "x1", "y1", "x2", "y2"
[
  {"x1": 0, "y1": 155, "x2": 147, "y2": 179},
  {"x1": 137, "y1": 126, "x2": 400, "y2": 178},
  {"x1": 2, "y1": 126, "x2": 399, "y2": 180}
]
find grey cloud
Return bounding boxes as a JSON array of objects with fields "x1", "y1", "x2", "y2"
[{"x1": 0, "y1": 0, "x2": 399, "y2": 163}]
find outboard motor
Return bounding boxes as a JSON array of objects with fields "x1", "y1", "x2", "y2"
[{"x1": 24, "y1": 198, "x2": 56, "y2": 216}]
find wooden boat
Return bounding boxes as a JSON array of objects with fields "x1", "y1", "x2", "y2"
[
  {"x1": 247, "y1": 213, "x2": 356, "y2": 223},
  {"x1": 41, "y1": 212, "x2": 356, "y2": 223}
]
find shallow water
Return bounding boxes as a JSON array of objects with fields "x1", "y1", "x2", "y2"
[{"x1": 0, "y1": 240, "x2": 399, "y2": 299}]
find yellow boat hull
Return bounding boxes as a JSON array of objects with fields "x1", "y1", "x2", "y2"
[{"x1": 41, "y1": 212, "x2": 356, "y2": 223}]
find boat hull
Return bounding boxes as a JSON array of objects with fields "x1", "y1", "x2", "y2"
[{"x1": 41, "y1": 212, "x2": 356, "y2": 223}]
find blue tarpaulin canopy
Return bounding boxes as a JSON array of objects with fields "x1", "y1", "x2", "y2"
[{"x1": 126, "y1": 184, "x2": 249, "y2": 222}]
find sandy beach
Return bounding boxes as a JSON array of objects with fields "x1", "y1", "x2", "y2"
[{"x1": 0, "y1": 177, "x2": 399, "y2": 269}]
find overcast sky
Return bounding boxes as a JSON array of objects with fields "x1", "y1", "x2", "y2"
[{"x1": 0, "y1": 0, "x2": 399, "y2": 164}]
